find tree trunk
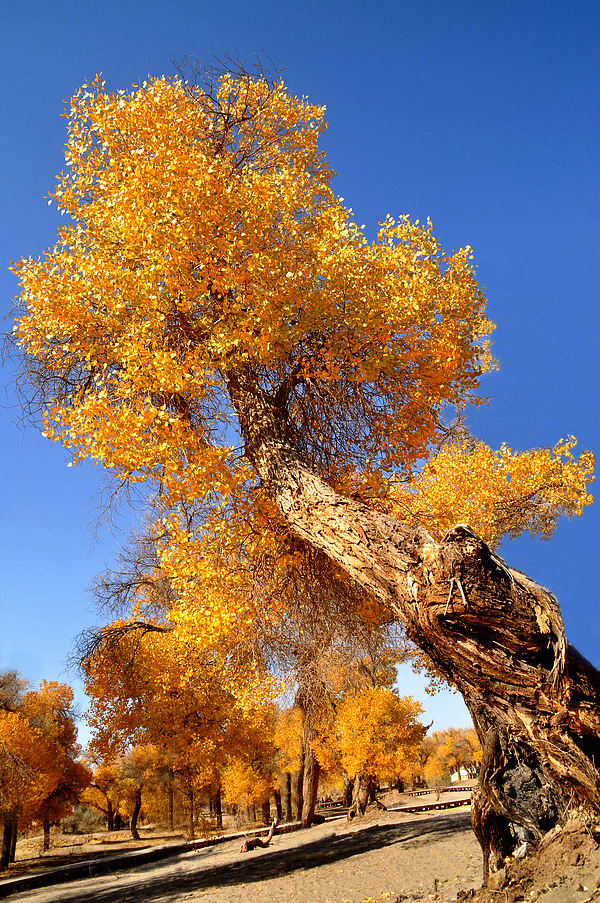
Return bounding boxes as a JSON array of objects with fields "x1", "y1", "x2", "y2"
[
  {"x1": 167, "y1": 774, "x2": 175, "y2": 832},
  {"x1": 296, "y1": 758, "x2": 304, "y2": 822},
  {"x1": 285, "y1": 772, "x2": 293, "y2": 821},
  {"x1": 261, "y1": 799, "x2": 271, "y2": 825},
  {"x1": 342, "y1": 775, "x2": 354, "y2": 807},
  {"x1": 43, "y1": 818, "x2": 50, "y2": 852},
  {"x1": 188, "y1": 789, "x2": 195, "y2": 840},
  {"x1": 348, "y1": 773, "x2": 377, "y2": 819},
  {"x1": 300, "y1": 714, "x2": 321, "y2": 828},
  {"x1": 9, "y1": 821, "x2": 16, "y2": 864},
  {"x1": 106, "y1": 800, "x2": 114, "y2": 832},
  {"x1": 273, "y1": 788, "x2": 283, "y2": 821},
  {"x1": 212, "y1": 786, "x2": 222, "y2": 828},
  {"x1": 130, "y1": 789, "x2": 142, "y2": 840},
  {"x1": 1, "y1": 817, "x2": 14, "y2": 871},
  {"x1": 227, "y1": 365, "x2": 600, "y2": 875}
]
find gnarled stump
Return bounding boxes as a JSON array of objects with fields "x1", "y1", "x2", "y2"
[{"x1": 347, "y1": 773, "x2": 378, "y2": 820}]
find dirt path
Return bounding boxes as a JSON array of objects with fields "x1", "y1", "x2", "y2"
[{"x1": 4, "y1": 808, "x2": 481, "y2": 903}]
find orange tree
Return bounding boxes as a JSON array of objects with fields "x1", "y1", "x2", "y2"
[
  {"x1": 81, "y1": 505, "x2": 415, "y2": 828},
  {"x1": 422, "y1": 728, "x2": 482, "y2": 788},
  {"x1": 0, "y1": 679, "x2": 88, "y2": 865},
  {"x1": 80, "y1": 588, "x2": 283, "y2": 834},
  {"x1": 21, "y1": 682, "x2": 90, "y2": 851},
  {"x1": 335, "y1": 687, "x2": 426, "y2": 816},
  {"x1": 11, "y1": 59, "x2": 597, "y2": 875}
]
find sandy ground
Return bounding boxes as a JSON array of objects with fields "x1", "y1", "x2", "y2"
[{"x1": 3, "y1": 807, "x2": 481, "y2": 903}]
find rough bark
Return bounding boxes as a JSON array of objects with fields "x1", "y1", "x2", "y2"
[
  {"x1": 240, "y1": 818, "x2": 277, "y2": 852},
  {"x1": 348, "y1": 773, "x2": 377, "y2": 819},
  {"x1": 227, "y1": 365, "x2": 600, "y2": 872}
]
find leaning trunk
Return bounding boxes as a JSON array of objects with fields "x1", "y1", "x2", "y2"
[{"x1": 228, "y1": 366, "x2": 600, "y2": 875}]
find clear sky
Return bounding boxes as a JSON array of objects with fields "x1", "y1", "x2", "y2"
[{"x1": 1, "y1": 0, "x2": 599, "y2": 742}]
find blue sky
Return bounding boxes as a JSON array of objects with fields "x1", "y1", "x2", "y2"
[{"x1": 1, "y1": 0, "x2": 599, "y2": 739}]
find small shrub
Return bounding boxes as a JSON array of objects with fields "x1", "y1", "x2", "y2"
[{"x1": 61, "y1": 807, "x2": 105, "y2": 835}]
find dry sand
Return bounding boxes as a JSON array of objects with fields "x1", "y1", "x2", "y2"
[{"x1": 3, "y1": 807, "x2": 481, "y2": 903}]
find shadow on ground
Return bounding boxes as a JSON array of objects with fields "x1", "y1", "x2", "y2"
[{"x1": 44, "y1": 810, "x2": 472, "y2": 903}]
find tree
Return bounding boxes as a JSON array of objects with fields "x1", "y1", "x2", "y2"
[
  {"x1": 0, "y1": 679, "x2": 87, "y2": 866},
  {"x1": 273, "y1": 706, "x2": 303, "y2": 820},
  {"x1": 336, "y1": 687, "x2": 426, "y2": 816},
  {"x1": 81, "y1": 757, "x2": 124, "y2": 831},
  {"x1": 422, "y1": 728, "x2": 482, "y2": 788},
  {"x1": 22, "y1": 682, "x2": 91, "y2": 851},
  {"x1": 80, "y1": 506, "x2": 413, "y2": 828},
  {"x1": 11, "y1": 59, "x2": 598, "y2": 877}
]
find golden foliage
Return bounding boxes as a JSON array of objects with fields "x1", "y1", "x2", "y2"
[
  {"x1": 335, "y1": 687, "x2": 426, "y2": 782},
  {"x1": 13, "y1": 68, "x2": 493, "y2": 506},
  {"x1": 11, "y1": 63, "x2": 593, "y2": 663},
  {"x1": 0, "y1": 680, "x2": 87, "y2": 828},
  {"x1": 422, "y1": 727, "x2": 482, "y2": 786},
  {"x1": 392, "y1": 437, "x2": 594, "y2": 548}
]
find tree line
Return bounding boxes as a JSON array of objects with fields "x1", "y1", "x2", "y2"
[{"x1": 1, "y1": 660, "x2": 480, "y2": 866}]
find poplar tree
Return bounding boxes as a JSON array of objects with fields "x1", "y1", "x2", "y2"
[{"x1": 11, "y1": 59, "x2": 597, "y2": 875}]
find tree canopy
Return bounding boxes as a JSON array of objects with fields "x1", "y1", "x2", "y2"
[{"x1": 11, "y1": 63, "x2": 592, "y2": 647}]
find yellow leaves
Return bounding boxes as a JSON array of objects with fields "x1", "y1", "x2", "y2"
[
  {"x1": 0, "y1": 680, "x2": 82, "y2": 825},
  {"x1": 273, "y1": 707, "x2": 303, "y2": 773},
  {"x1": 392, "y1": 436, "x2": 594, "y2": 548},
  {"x1": 335, "y1": 687, "x2": 425, "y2": 781},
  {"x1": 422, "y1": 728, "x2": 481, "y2": 785},
  {"x1": 13, "y1": 66, "x2": 496, "y2": 500}
]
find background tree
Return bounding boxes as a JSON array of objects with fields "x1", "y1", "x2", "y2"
[
  {"x1": 0, "y1": 678, "x2": 86, "y2": 866},
  {"x1": 336, "y1": 687, "x2": 426, "y2": 816},
  {"x1": 11, "y1": 60, "x2": 597, "y2": 875},
  {"x1": 81, "y1": 758, "x2": 124, "y2": 832},
  {"x1": 422, "y1": 728, "x2": 482, "y2": 791}
]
